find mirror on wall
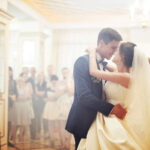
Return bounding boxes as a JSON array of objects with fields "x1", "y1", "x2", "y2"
[{"x1": 0, "y1": 23, "x2": 5, "y2": 93}]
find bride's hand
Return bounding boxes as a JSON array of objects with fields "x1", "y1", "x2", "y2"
[{"x1": 85, "y1": 48, "x2": 97, "y2": 55}]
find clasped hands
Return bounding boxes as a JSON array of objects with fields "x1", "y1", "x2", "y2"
[{"x1": 111, "y1": 104, "x2": 127, "y2": 120}]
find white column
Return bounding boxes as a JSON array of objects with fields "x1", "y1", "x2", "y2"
[
  {"x1": 11, "y1": 32, "x2": 48, "y2": 75},
  {"x1": 0, "y1": 4, "x2": 13, "y2": 150}
]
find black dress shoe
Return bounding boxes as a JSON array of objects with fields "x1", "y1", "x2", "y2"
[{"x1": 8, "y1": 142, "x2": 14, "y2": 147}]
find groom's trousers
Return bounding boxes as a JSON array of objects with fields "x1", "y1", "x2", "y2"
[{"x1": 74, "y1": 134, "x2": 81, "y2": 150}]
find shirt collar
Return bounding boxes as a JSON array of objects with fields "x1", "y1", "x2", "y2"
[{"x1": 96, "y1": 52, "x2": 103, "y2": 61}]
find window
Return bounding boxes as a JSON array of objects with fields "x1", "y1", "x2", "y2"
[{"x1": 23, "y1": 40, "x2": 35, "y2": 67}]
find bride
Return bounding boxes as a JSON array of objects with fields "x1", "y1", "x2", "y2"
[{"x1": 78, "y1": 42, "x2": 150, "y2": 150}]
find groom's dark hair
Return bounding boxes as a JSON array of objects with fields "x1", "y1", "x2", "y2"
[{"x1": 97, "y1": 28, "x2": 122, "y2": 45}]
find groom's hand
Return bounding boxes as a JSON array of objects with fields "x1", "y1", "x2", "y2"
[{"x1": 111, "y1": 104, "x2": 127, "y2": 120}]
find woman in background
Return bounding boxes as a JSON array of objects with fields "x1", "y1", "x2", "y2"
[
  {"x1": 43, "y1": 75, "x2": 66, "y2": 148},
  {"x1": 8, "y1": 67, "x2": 17, "y2": 145},
  {"x1": 13, "y1": 73, "x2": 33, "y2": 142},
  {"x1": 57, "y1": 68, "x2": 74, "y2": 150},
  {"x1": 35, "y1": 72, "x2": 47, "y2": 139}
]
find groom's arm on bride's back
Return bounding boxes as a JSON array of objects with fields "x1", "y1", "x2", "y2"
[{"x1": 74, "y1": 56, "x2": 114, "y2": 116}]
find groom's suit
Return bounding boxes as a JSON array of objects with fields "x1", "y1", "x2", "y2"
[{"x1": 65, "y1": 55, "x2": 114, "y2": 149}]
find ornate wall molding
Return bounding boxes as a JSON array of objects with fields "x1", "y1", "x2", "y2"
[{"x1": 0, "y1": 9, "x2": 13, "y2": 24}]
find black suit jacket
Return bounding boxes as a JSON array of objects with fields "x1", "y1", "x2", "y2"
[{"x1": 65, "y1": 55, "x2": 114, "y2": 138}]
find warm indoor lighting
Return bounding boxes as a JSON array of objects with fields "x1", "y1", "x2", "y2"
[{"x1": 130, "y1": 0, "x2": 150, "y2": 28}]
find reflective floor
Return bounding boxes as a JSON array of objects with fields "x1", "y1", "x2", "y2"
[
  {"x1": 8, "y1": 140, "x2": 74, "y2": 150},
  {"x1": 8, "y1": 133, "x2": 75, "y2": 150}
]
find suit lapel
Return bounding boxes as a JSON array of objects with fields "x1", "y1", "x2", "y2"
[{"x1": 96, "y1": 60, "x2": 100, "y2": 70}]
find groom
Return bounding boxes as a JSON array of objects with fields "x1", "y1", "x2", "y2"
[{"x1": 66, "y1": 28, "x2": 127, "y2": 150}]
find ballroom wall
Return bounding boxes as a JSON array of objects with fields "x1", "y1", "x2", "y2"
[
  {"x1": 51, "y1": 27, "x2": 128, "y2": 74},
  {"x1": 130, "y1": 27, "x2": 150, "y2": 55},
  {"x1": 8, "y1": 25, "x2": 150, "y2": 77},
  {"x1": 51, "y1": 26, "x2": 150, "y2": 75},
  {"x1": 8, "y1": 21, "x2": 52, "y2": 78}
]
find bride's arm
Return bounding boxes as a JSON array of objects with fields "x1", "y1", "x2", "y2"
[{"x1": 89, "y1": 49, "x2": 130, "y2": 88}]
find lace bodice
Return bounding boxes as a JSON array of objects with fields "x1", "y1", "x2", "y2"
[{"x1": 104, "y1": 82, "x2": 127, "y2": 106}]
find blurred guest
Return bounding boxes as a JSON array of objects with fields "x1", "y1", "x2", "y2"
[
  {"x1": 57, "y1": 68, "x2": 74, "y2": 149},
  {"x1": 28, "y1": 67, "x2": 36, "y2": 87},
  {"x1": 28, "y1": 67, "x2": 37, "y2": 139},
  {"x1": 61, "y1": 68, "x2": 69, "y2": 79},
  {"x1": 12, "y1": 73, "x2": 33, "y2": 142},
  {"x1": 21, "y1": 67, "x2": 29, "y2": 76},
  {"x1": 61, "y1": 68, "x2": 74, "y2": 96},
  {"x1": 43, "y1": 75, "x2": 66, "y2": 148},
  {"x1": 46, "y1": 65, "x2": 55, "y2": 89},
  {"x1": 47, "y1": 65, "x2": 54, "y2": 79},
  {"x1": 35, "y1": 72, "x2": 47, "y2": 139},
  {"x1": 45, "y1": 65, "x2": 56, "y2": 138},
  {"x1": 8, "y1": 67, "x2": 17, "y2": 146}
]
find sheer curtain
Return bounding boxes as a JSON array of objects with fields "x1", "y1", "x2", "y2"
[{"x1": 52, "y1": 28, "x2": 99, "y2": 75}]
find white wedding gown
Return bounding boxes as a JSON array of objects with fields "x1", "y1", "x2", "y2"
[{"x1": 78, "y1": 81, "x2": 147, "y2": 150}]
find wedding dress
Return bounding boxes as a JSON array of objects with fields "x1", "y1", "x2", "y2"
[{"x1": 78, "y1": 48, "x2": 150, "y2": 150}]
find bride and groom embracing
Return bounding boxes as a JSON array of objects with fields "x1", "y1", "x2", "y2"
[{"x1": 66, "y1": 28, "x2": 150, "y2": 150}]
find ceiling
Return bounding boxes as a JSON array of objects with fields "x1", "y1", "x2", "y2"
[
  {"x1": 8, "y1": 3, "x2": 34, "y2": 21},
  {"x1": 21, "y1": 0, "x2": 134, "y2": 24}
]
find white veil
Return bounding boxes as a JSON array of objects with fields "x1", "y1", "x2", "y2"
[{"x1": 125, "y1": 47, "x2": 150, "y2": 149}]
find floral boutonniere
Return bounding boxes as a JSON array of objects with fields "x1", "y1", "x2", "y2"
[{"x1": 91, "y1": 76, "x2": 101, "y2": 84}]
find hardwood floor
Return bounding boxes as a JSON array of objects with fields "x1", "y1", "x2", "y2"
[
  {"x1": 7, "y1": 123, "x2": 75, "y2": 150},
  {"x1": 8, "y1": 136, "x2": 74, "y2": 150},
  {"x1": 8, "y1": 141, "x2": 74, "y2": 150}
]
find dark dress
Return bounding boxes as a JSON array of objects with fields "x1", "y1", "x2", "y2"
[
  {"x1": 8, "y1": 78, "x2": 17, "y2": 122},
  {"x1": 35, "y1": 81, "x2": 47, "y2": 134},
  {"x1": 27, "y1": 77, "x2": 36, "y2": 139}
]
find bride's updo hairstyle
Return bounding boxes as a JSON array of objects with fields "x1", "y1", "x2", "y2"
[{"x1": 119, "y1": 42, "x2": 136, "y2": 68}]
